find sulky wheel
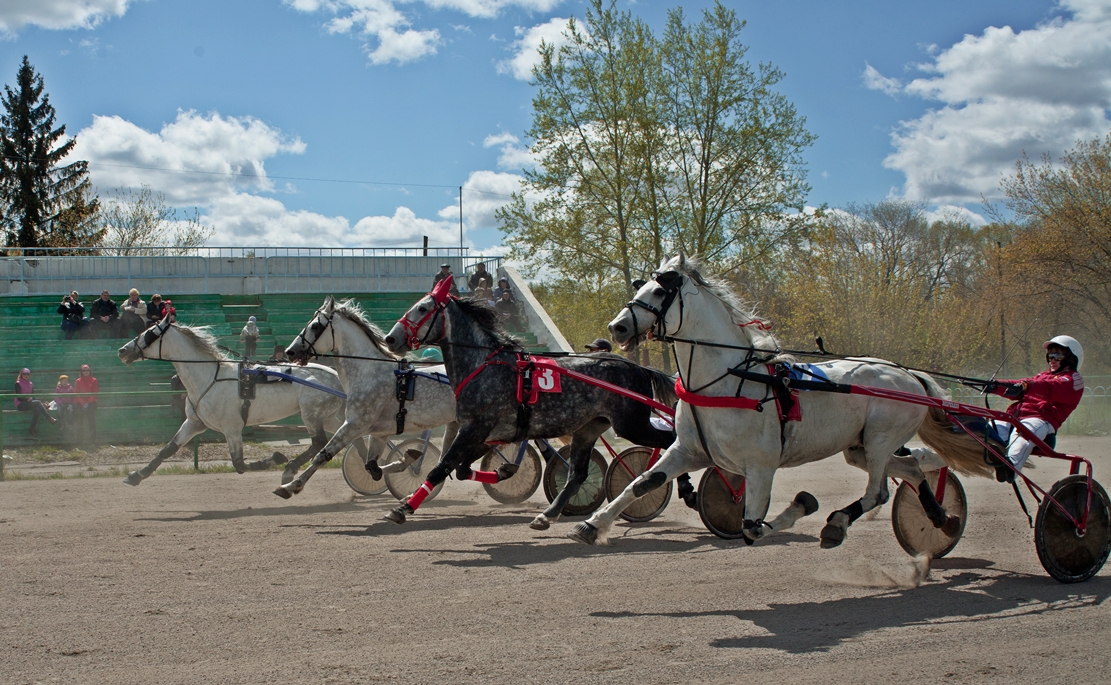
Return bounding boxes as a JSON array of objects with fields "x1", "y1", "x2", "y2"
[
  {"x1": 604, "y1": 447, "x2": 671, "y2": 523},
  {"x1": 892, "y1": 470, "x2": 967, "y2": 559},
  {"x1": 542, "y1": 446, "x2": 607, "y2": 516},
  {"x1": 385, "y1": 438, "x2": 445, "y2": 503},
  {"x1": 1035, "y1": 475, "x2": 1111, "y2": 583},
  {"x1": 479, "y1": 442, "x2": 543, "y2": 504},
  {"x1": 698, "y1": 468, "x2": 748, "y2": 540},
  {"x1": 341, "y1": 436, "x2": 389, "y2": 496}
]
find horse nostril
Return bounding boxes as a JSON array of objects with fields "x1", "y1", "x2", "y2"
[
  {"x1": 384, "y1": 335, "x2": 396, "y2": 346},
  {"x1": 612, "y1": 324, "x2": 627, "y2": 335}
]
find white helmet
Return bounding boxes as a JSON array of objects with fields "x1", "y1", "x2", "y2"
[{"x1": 1044, "y1": 335, "x2": 1083, "y2": 371}]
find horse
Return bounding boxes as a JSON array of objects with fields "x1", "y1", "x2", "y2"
[
  {"x1": 568, "y1": 254, "x2": 961, "y2": 548},
  {"x1": 273, "y1": 296, "x2": 459, "y2": 499},
  {"x1": 380, "y1": 277, "x2": 677, "y2": 530},
  {"x1": 117, "y1": 315, "x2": 349, "y2": 486}
]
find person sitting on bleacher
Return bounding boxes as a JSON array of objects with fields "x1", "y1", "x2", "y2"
[
  {"x1": 495, "y1": 290, "x2": 525, "y2": 332},
  {"x1": 120, "y1": 288, "x2": 146, "y2": 336},
  {"x1": 57, "y1": 291, "x2": 88, "y2": 340},
  {"x1": 268, "y1": 344, "x2": 288, "y2": 363},
  {"x1": 74, "y1": 364, "x2": 99, "y2": 439},
  {"x1": 89, "y1": 290, "x2": 121, "y2": 338},
  {"x1": 54, "y1": 374, "x2": 76, "y2": 434},
  {"x1": 493, "y1": 277, "x2": 515, "y2": 302},
  {"x1": 14, "y1": 368, "x2": 56, "y2": 436},
  {"x1": 146, "y1": 294, "x2": 167, "y2": 325}
]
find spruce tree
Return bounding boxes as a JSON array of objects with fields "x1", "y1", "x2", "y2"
[{"x1": 0, "y1": 55, "x2": 98, "y2": 250}]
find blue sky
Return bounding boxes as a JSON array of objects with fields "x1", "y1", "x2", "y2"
[{"x1": 2, "y1": 0, "x2": 1109, "y2": 254}]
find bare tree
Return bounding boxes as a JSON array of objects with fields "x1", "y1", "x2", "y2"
[{"x1": 98, "y1": 185, "x2": 214, "y2": 255}]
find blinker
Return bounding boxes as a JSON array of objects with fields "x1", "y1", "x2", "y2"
[{"x1": 653, "y1": 270, "x2": 682, "y2": 292}]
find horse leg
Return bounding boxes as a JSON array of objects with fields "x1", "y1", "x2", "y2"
[
  {"x1": 124, "y1": 416, "x2": 206, "y2": 485},
  {"x1": 887, "y1": 454, "x2": 961, "y2": 535},
  {"x1": 530, "y1": 420, "x2": 608, "y2": 531},
  {"x1": 820, "y1": 446, "x2": 898, "y2": 549},
  {"x1": 227, "y1": 434, "x2": 249, "y2": 474},
  {"x1": 278, "y1": 429, "x2": 329, "y2": 483},
  {"x1": 568, "y1": 444, "x2": 709, "y2": 545},
  {"x1": 739, "y1": 463, "x2": 777, "y2": 545},
  {"x1": 384, "y1": 426, "x2": 491, "y2": 524},
  {"x1": 273, "y1": 420, "x2": 364, "y2": 498}
]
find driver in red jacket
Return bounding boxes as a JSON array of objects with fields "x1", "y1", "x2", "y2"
[{"x1": 986, "y1": 335, "x2": 1084, "y2": 475}]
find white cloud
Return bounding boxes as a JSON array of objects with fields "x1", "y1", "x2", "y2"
[
  {"x1": 923, "y1": 204, "x2": 988, "y2": 227},
  {"x1": 74, "y1": 110, "x2": 305, "y2": 206},
  {"x1": 0, "y1": 0, "x2": 134, "y2": 34},
  {"x1": 421, "y1": 0, "x2": 560, "y2": 20},
  {"x1": 286, "y1": 0, "x2": 440, "y2": 65},
  {"x1": 876, "y1": 0, "x2": 1111, "y2": 203},
  {"x1": 497, "y1": 17, "x2": 571, "y2": 80},
  {"x1": 439, "y1": 169, "x2": 526, "y2": 230},
  {"x1": 483, "y1": 131, "x2": 535, "y2": 169},
  {"x1": 862, "y1": 63, "x2": 902, "y2": 95},
  {"x1": 483, "y1": 132, "x2": 518, "y2": 147}
]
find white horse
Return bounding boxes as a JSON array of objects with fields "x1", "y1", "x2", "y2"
[
  {"x1": 117, "y1": 316, "x2": 349, "y2": 486},
  {"x1": 273, "y1": 296, "x2": 459, "y2": 499},
  {"x1": 570, "y1": 254, "x2": 961, "y2": 548}
]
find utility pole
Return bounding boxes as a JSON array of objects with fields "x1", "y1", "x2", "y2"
[{"x1": 459, "y1": 186, "x2": 464, "y2": 255}]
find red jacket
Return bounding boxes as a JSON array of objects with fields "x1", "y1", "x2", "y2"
[
  {"x1": 74, "y1": 375, "x2": 98, "y2": 404},
  {"x1": 992, "y1": 370, "x2": 1084, "y2": 431}
]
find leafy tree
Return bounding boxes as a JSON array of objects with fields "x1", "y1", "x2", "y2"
[
  {"x1": 0, "y1": 56, "x2": 96, "y2": 250},
  {"x1": 98, "y1": 185, "x2": 214, "y2": 255}
]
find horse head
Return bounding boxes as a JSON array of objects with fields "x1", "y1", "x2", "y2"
[
  {"x1": 287, "y1": 295, "x2": 336, "y2": 365},
  {"x1": 384, "y1": 289, "x2": 450, "y2": 355},
  {"x1": 609, "y1": 259, "x2": 685, "y2": 350},
  {"x1": 118, "y1": 313, "x2": 174, "y2": 364}
]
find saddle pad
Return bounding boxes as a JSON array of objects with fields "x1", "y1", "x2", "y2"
[{"x1": 788, "y1": 363, "x2": 830, "y2": 386}]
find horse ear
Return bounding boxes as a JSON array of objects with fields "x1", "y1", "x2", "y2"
[
  {"x1": 677, "y1": 250, "x2": 687, "y2": 267},
  {"x1": 323, "y1": 295, "x2": 335, "y2": 313}
]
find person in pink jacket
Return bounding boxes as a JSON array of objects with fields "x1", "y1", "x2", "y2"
[{"x1": 985, "y1": 335, "x2": 1084, "y2": 475}]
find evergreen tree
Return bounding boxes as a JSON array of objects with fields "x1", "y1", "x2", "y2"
[{"x1": 0, "y1": 55, "x2": 98, "y2": 250}]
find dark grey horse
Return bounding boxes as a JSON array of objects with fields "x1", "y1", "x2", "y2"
[{"x1": 382, "y1": 280, "x2": 676, "y2": 530}]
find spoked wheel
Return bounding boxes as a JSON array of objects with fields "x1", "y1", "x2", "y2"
[
  {"x1": 542, "y1": 446, "x2": 607, "y2": 516},
  {"x1": 892, "y1": 470, "x2": 967, "y2": 559},
  {"x1": 1035, "y1": 475, "x2": 1111, "y2": 583},
  {"x1": 385, "y1": 438, "x2": 445, "y2": 502},
  {"x1": 698, "y1": 468, "x2": 747, "y2": 540},
  {"x1": 604, "y1": 447, "x2": 671, "y2": 523},
  {"x1": 479, "y1": 442, "x2": 543, "y2": 504},
  {"x1": 341, "y1": 436, "x2": 388, "y2": 496}
]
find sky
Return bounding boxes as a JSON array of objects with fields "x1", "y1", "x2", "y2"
[{"x1": 1, "y1": 0, "x2": 1109, "y2": 255}]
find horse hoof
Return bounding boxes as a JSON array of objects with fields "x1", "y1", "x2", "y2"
[
  {"x1": 819, "y1": 523, "x2": 845, "y2": 549},
  {"x1": 365, "y1": 460, "x2": 383, "y2": 480},
  {"x1": 496, "y1": 463, "x2": 520, "y2": 480},
  {"x1": 271, "y1": 452, "x2": 288, "y2": 465},
  {"x1": 941, "y1": 515, "x2": 961, "y2": 537},
  {"x1": 386, "y1": 504, "x2": 413, "y2": 526},
  {"x1": 233, "y1": 464, "x2": 247, "y2": 475},
  {"x1": 568, "y1": 522, "x2": 597, "y2": 545},
  {"x1": 529, "y1": 515, "x2": 550, "y2": 531},
  {"x1": 794, "y1": 491, "x2": 820, "y2": 517},
  {"x1": 273, "y1": 486, "x2": 293, "y2": 500},
  {"x1": 123, "y1": 471, "x2": 144, "y2": 486}
]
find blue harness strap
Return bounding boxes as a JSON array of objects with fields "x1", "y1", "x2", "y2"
[
  {"x1": 242, "y1": 367, "x2": 348, "y2": 400},
  {"x1": 396, "y1": 368, "x2": 451, "y2": 385}
]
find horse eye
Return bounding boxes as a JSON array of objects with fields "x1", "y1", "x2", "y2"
[
  {"x1": 418, "y1": 306, "x2": 427, "y2": 313},
  {"x1": 654, "y1": 288, "x2": 665, "y2": 297}
]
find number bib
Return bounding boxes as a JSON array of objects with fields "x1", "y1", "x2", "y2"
[{"x1": 517, "y1": 356, "x2": 563, "y2": 404}]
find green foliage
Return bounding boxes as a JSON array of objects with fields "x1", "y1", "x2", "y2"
[{"x1": 0, "y1": 56, "x2": 97, "y2": 250}]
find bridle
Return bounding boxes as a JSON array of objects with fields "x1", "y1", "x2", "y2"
[
  {"x1": 398, "y1": 278, "x2": 455, "y2": 350},
  {"x1": 127, "y1": 316, "x2": 174, "y2": 361},
  {"x1": 625, "y1": 270, "x2": 685, "y2": 342},
  {"x1": 292, "y1": 307, "x2": 336, "y2": 363}
]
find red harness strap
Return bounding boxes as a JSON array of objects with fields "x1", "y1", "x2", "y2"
[
  {"x1": 453, "y1": 348, "x2": 511, "y2": 399},
  {"x1": 674, "y1": 378, "x2": 762, "y2": 411}
]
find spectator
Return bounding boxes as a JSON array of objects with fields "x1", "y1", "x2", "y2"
[
  {"x1": 468, "y1": 262, "x2": 492, "y2": 291},
  {"x1": 268, "y1": 344, "x2": 289, "y2": 363},
  {"x1": 146, "y1": 294, "x2": 167, "y2": 325},
  {"x1": 432, "y1": 264, "x2": 459, "y2": 296},
  {"x1": 240, "y1": 316, "x2": 260, "y2": 358},
  {"x1": 495, "y1": 290, "x2": 525, "y2": 331},
  {"x1": 57, "y1": 290, "x2": 87, "y2": 340},
  {"x1": 89, "y1": 289, "x2": 121, "y2": 338},
  {"x1": 472, "y1": 278, "x2": 494, "y2": 306},
  {"x1": 14, "y1": 368, "x2": 56, "y2": 436},
  {"x1": 54, "y1": 374, "x2": 76, "y2": 435},
  {"x1": 584, "y1": 339, "x2": 613, "y2": 353},
  {"x1": 494, "y1": 277, "x2": 515, "y2": 302},
  {"x1": 74, "y1": 364, "x2": 99, "y2": 439},
  {"x1": 120, "y1": 288, "x2": 146, "y2": 336}
]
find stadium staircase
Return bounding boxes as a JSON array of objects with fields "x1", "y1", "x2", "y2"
[{"x1": 0, "y1": 293, "x2": 550, "y2": 450}]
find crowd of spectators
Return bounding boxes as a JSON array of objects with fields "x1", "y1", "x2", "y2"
[
  {"x1": 55, "y1": 288, "x2": 173, "y2": 340},
  {"x1": 12, "y1": 364, "x2": 98, "y2": 437}
]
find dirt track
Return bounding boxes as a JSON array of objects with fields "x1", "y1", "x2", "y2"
[{"x1": 3, "y1": 436, "x2": 1111, "y2": 684}]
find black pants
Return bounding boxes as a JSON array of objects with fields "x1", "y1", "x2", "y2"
[
  {"x1": 16, "y1": 400, "x2": 52, "y2": 430},
  {"x1": 121, "y1": 312, "x2": 146, "y2": 336},
  {"x1": 244, "y1": 338, "x2": 258, "y2": 358},
  {"x1": 78, "y1": 403, "x2": 97, "y2": 436}
]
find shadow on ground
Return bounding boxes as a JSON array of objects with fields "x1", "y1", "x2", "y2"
[{"x1": 591, "y1": 571, "x2": 1111, "y2": 654}]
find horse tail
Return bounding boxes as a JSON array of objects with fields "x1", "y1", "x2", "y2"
[
  {"x1": 911, "y1": 371, "x2": 994, "y2": 478},
  {"x1": 644, "y1": 367, "x2": 678, "y2": 410}
]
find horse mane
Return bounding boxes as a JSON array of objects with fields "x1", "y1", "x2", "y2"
[
  {"x1": 662, "y1": 255, "x2": 783, "y2": 356},
  {"x1": 334, "y1": 299, "x2": 398, "y2": 358},
  {"x1": 452, "y1": 297, "x2": 523, "y2": 349},
  {"x1": 172, "y1": 324, "x2": 230, "y2": 360}
]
